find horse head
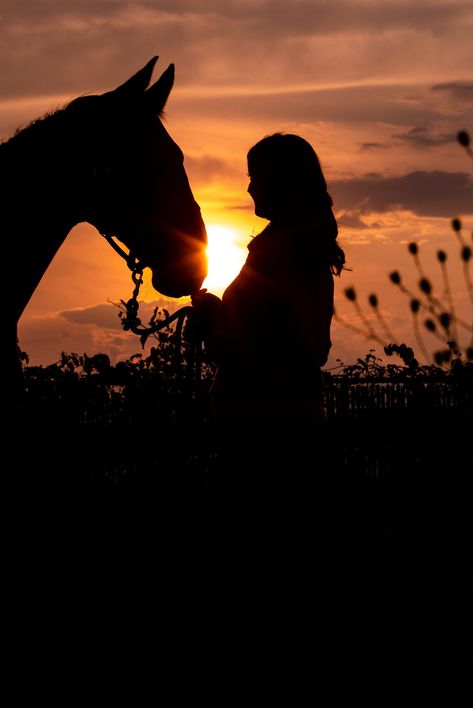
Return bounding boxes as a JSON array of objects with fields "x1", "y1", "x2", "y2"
[{"x1": 66, "y1": 56, "x2": 207, "y2": 298}]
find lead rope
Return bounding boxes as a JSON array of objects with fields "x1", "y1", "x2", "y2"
[{"x1": 101, "y1": 230, "x2": 201, "y2": 381}]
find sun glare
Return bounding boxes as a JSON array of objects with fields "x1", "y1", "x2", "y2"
[{"x1": 203, "y1": 224, "x2": 247, "y2": 294}]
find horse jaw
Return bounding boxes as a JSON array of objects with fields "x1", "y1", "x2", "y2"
[{"x1": 151, "y1": 274, "x2": 206, "y2": 299}]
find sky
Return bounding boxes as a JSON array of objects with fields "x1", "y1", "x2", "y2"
[{"x1": 1, "y1": 0, "x2": 472, "y2": 368}]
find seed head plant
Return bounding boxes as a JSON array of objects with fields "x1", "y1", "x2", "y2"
[{"x1": 334, "y1": 130, "x2": 473, "y2": 368}]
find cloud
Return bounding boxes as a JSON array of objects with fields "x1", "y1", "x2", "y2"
[
  {"x1": 0, "y1": 4, "x2": 203, "y2": 99},
  {"x1": 1, "y1": 0, "x2": 472, "y2": 102},
  {"x1": 60, "y1": 302, "x2": 124, "y2": 329},
  {"x1": 173, "y1": 84, "x2": 455, "y2": 128},
  {"x1": 360, "y1": 141, "x2": 392, "y2": 151},
  {"x1": 19, "y1": 297, "x2": 191, "y2": 366},
  {"x1": 60, "y1": 299, "x2": 187, "y2": 329},
  {"x1": 431, "y1": 81, "x2": 473, "y2": 102},
  {"x1": 331, "y1": 170, "x2": 473, "y2": 218},
  {"x1": 392, "y1": 126, "x2": 456, "y2": 148},
  {"x1": 336, "y1": 211, "x2": 372, "y2": 230},
  {"x1": 359, "y1": 124, "x2": 465, "y2": 153},
  {"x1": 4, "y1": 1, "x2": 471, "y2": 35}
]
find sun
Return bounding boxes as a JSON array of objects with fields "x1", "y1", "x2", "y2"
[{"x1": 203, "y1": 224, "x2": 247, "y2": 294}]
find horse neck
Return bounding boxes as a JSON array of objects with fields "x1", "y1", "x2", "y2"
[{"x1": 1, "y1": 111, "x2": 90, "y2": 321}]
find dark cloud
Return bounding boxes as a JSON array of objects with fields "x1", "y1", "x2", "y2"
[
  {"x1": 431, "y1": 81, "x2": 473, "y2": 102},
  {"x1": 60, "y1": 303, "x2": 123, "y2": 329},
  {"x1": 359, "y1": 126, "x2": 461, "y2": 152},
  {"x1": 392, "y1": 126, "x2": 456, "y2": 148},
  {"x1": 59, "y1": 299, "x2": 188, "y2": 329},
  {"x1": 331, "y1": 170, "x2": 473, "y2": 217},
  {"x1": 336, "y1": 211, "x2": 371, "y2": 230},
  {"x1": 19, "y1": 308, "x2": 144, "y2": 365},
  {"x1": 360, "y1": 142, "x2": 391, "y2": 151}
]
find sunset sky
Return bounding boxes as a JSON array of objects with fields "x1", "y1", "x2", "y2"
[{"x1": 1, "y1": 0, "x2": 472, "y2": 368}]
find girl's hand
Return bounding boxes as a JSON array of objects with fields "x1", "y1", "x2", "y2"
[
  {"x1": 191, "y1": 289, "x2": 222, "y2": 315},
  {"x1": 191, "y1": 288, "x2": 208, "y2": 308}
]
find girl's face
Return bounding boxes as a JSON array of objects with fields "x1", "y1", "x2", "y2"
[{"x1": 247, "y1": 163, "x2": 278, "y2": 219}]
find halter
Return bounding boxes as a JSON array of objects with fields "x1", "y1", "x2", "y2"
[
  {"x1": 101, "y1": 230, "x2": 146, "y2": 273},
  {"x1": 94, "y1": 165, "x2": 199, "y2": 369}
]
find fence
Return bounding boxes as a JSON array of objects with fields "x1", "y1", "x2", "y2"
[
  {"x1": 324, "y1": 377, "x2": 463, "y2": 418},
  {"x1": 9, "y1": 362, "x2": 471, "y2": 484}
]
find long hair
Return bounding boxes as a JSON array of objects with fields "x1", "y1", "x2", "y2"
[{"x1": 247, "y1": 133, "x2": 345, "y2": 275}]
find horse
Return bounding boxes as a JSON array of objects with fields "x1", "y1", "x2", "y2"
[{"x1": 0, "y1": 56, "x2": 207, "y2": 406}]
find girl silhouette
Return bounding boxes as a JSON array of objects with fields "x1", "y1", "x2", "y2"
[
  {"x1": 192, "y1": 132, "x2": 345, "y2": 446},
  {"x1": 190, "y1": 134, "x2": 347, "y2": 701}
]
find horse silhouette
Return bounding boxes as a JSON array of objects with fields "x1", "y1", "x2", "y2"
[{"x1": 0, "y1": 56, "x2": 207, "y2": 404}]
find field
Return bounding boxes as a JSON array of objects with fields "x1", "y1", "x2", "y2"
[{"x1": 5, "y1": 350, "x2": 472, "y2": 706}]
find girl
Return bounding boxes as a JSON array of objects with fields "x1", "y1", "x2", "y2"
[{"x1": 191, "y1": 132, "x2": 345, "y2": 440}]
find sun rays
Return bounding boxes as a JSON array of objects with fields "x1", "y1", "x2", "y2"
[{"x1": 203, "y1": 224, "x2": 247, "y2": 294}]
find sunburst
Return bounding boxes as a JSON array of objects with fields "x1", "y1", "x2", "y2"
[{"x1": 203, "y1": 224, "x2": 247, "y2": 294}]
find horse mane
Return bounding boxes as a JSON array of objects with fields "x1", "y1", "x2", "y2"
[
  {"x1": 0, "y1": 92, "x2": 105, "y2": 165},
  {"x1": 1, "y1": 86, "x2": 168, "y2": 167},
  {"x1": 1, "y1": 106, "x2": 67, "y2": 151},
  {"x1": 0, "y1": 96, "x2": 102, "y2": 187},
  {"x1": 0, "y1": 108, "x2": 75, "y2": 196}
]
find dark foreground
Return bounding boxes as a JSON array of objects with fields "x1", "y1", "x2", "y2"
[{"x1": 6, "y1": 407, "x2": 472, "y2": 708}]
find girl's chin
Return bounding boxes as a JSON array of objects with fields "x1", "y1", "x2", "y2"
[{"x1": 255, "y1": 208, "x2": 271, "y2": 219}]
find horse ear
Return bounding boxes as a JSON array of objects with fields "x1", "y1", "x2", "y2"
[
  {"x1": 144, "y1": 63, "x2": 175, "y2": 115},
  {"x1": 113, "y1": 56, "x2": 159, "y2": 97}
]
